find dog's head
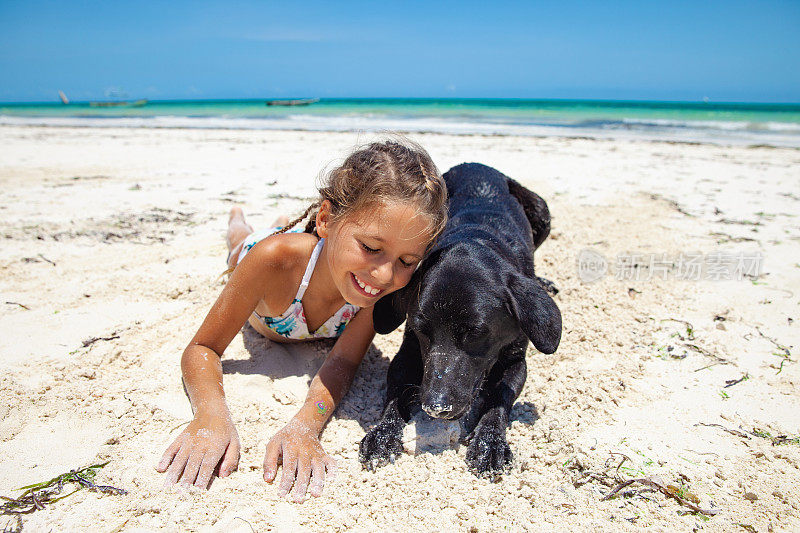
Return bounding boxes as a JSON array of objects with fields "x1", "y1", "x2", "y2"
[{"x1": 374, "y1": 243, "x2": 561, "y2": 420}]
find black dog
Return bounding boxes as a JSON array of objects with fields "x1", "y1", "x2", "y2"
[{"x1": 359, "y1": 163, "x2": 562, "y2": 475}]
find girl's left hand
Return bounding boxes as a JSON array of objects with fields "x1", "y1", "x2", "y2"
[{"x1": 263, "y1": 418, "x2": 337, "y2": 502}]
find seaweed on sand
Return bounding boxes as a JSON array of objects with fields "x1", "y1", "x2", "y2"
[
  {"x1": 571, "y1": 453, "x2": 720, "y2": 516},
  {"x1": 1, "y1": 462, "x2": 126, "y2": 530}
]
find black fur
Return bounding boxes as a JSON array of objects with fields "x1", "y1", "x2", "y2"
[{"x1": 360, "y1": 163, "x2": 562, "y2": 476}]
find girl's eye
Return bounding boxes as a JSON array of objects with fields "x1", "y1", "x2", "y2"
[
  {"x1": 399, "y1": 258, "x2": 415, "y2": 268},
  {"x1": 360, "y1": 242, "x2": 379, "y2": 253}
]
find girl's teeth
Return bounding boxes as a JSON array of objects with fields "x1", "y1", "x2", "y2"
[{"x1": 355, "y1": 275, "x2": 381, "y2": 296}]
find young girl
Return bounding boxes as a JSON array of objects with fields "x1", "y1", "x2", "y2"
[{"x1": 156, "y1": 138, "x2": 447, "y2": 502}]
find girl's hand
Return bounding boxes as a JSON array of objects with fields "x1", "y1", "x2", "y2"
[
  {"x1": 156, "y1": 412, "x2": 240, "y2": 489},
  {"x1": 263, "y1": 418, "x2": 337, "y2": 502}
]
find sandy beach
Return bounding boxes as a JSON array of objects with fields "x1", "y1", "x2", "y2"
[{"x1": 1, "y1": 125, "x2": 798, "y2": 531}]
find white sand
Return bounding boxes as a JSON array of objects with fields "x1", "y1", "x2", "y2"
[{"x1": 0, "y1": 125, "x2": 798, "y2": 532}]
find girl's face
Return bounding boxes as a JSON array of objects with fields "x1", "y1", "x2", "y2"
[{"x1": 317, "y1": 200, "x2": 433, "y2": 308}]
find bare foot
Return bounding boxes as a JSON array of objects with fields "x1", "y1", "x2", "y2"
[
  {"x1": 228, "y1": 205, "x2": 250, "y2": 226},
  {"x1": 271, "y1": 215, "x2": 289, "y2": 228},
  {"x1": 226, "y1": 207, "x2": 254, "y2": 266}
]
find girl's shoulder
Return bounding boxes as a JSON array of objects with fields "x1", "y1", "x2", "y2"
[{"x1": 247, "y1": 231, "x2": 320, "y2": 272}]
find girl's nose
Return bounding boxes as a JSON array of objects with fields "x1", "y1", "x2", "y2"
[{"x1": 371, "y1": 260, "x2": 394, "y2": 287}]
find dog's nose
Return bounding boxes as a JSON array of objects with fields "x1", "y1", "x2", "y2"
[{"x1": 422, "y1": 401, "x2": 454, "y2": 419}]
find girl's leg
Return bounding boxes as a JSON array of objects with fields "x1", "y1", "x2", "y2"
[
  {"x1": 227, "y1": 207, "x2": 254, "y2": 268},
  {"x1": 226, "y1": 209, "x2": 290, "y2": 269}
]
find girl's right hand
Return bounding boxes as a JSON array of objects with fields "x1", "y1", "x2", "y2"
[{"x1": 156, "y1": 412, "x2": 240, "y2": 489}]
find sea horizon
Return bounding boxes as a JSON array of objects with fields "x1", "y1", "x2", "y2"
[
  {"x1": 2, "y1": 97, "x2": 800, "y2": 147},
  {"x1": 4, "y1": 96, "x2": 800, "y2": 105}
]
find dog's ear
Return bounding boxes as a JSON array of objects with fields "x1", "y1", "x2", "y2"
[
  {"x1": 373, "y1": 289, "x2": 407, "y2": 334},
  {"x1": 506, "y1": 177, "x2": 551, "y2": 251},
  {"x1": 507, "y1": 272, "x2": 562, "y2": 354},
  {"x1": 372, "y1": 269, "x2": 423, "y2": 334}
]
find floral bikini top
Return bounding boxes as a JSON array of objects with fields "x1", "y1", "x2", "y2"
[{"x1": 252, "y1": 238, "x2": 359, "y2": 340}]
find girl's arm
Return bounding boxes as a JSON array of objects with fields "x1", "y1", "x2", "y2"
[
  {"x1": 157, "y1": 238, "x2": 293, "y2": 489},
  {"x1": 263, "y1": 308, "x2": 375, "y2": 501}
]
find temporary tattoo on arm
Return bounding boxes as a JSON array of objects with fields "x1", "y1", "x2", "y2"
[{"x1": 315, "y1": 400, "x2": 328, "y2": 415}]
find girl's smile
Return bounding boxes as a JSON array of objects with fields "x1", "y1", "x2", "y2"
[{"x1": 351, "y1": 272, "x2": 383, "y2": 297}]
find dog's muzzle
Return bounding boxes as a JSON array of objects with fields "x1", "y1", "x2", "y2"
[{"x1": 421, "y1": 401, "x2": 455, "y2": 419}]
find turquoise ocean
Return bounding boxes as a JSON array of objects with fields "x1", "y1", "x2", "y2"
[{"x1": 2, "y1": 98, "x2": 800, "y2": 147}]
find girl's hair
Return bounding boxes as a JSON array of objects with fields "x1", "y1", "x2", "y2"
[{"x1": 277, "y1": 136, "x2": 447, "y2": 245}]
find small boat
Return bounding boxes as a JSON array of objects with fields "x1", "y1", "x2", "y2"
[
  {"x1": 58, "y1": 90, "x2": 70, "y2": 104},
  {"x1": 89, "y1": 99, "x2": 148, "y2": 108},
  {"x1": 266, "y1": 98, "x2": 319, "y2": 107}
]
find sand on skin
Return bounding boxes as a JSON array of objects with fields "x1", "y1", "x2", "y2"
[{"x1": 0, "y1": 125, "x2": 798, "y2": 531}]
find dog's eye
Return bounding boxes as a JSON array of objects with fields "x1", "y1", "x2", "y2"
[{"x1": 458, "y1": 325, "x2": 481, "y2": 344}]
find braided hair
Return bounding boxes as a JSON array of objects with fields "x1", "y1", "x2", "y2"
[{"x1": 275, "y1": 136, "x2": 447, "y2": 245}]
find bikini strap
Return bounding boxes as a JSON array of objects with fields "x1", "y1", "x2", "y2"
[{"x1": 295, "y1": 238, "x2": 324, "y2": 300}]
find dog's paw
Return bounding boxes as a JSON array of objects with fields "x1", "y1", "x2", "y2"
[
  {"x1": 536, "y1": 276, "x2": 559, "y2": 296},
  {"x1": 465, "y1": 426, "x2": 512, "y2": 478},
  {"x1": 359, "y1": 423, "x2": 404, "y2": 472}
]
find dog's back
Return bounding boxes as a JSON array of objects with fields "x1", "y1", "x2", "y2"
[{"x1": 437, "y1": 163, "x2": 551, "y2": 272}]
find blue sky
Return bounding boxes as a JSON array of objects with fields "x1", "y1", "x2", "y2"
[{"x1": 1, "y1": 0, "x2": 798, "y2": 103}]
